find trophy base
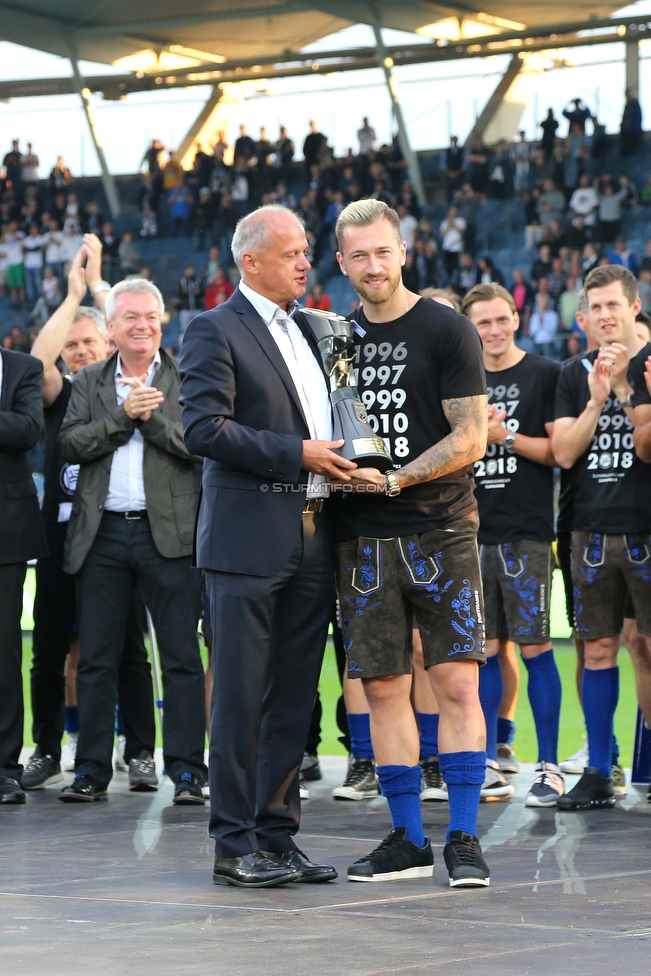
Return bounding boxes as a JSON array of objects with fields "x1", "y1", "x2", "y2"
[{"x1": 336, "y1": 436, "x2": 394, "y2": 473}]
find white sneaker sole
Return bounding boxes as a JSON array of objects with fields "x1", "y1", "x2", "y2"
[
  {"x1": 23, "y1": 771, "x2": 64, "y2": 790},
  {"x1": 449, "y1": 876, "x2": 490, "y2": 888},
  {"x1": 525, "y1": 793, "x2": 561, "y2": 808},
  {"x1": 63, "y1": 761, "x2": 76, "y2": 773},
  {"x1": 612, "y1": 786, "x2": 628, "y2": 797},
  {"x1": 348, "y1": 864, "x2": 433, "y2": 882},
  {"x1": 420, "y1": 788, "x2": 448, "y2": 801},
  {"x1": 560, "y1": 762, "x2": 586, "y2": 774},
  {"x1": 498, "y1": 762, "x2": 520, "y2": 775},
  {"x1": 480, "y1": 785, "x2": 515, "y2": 801},
  {"x1": 332, "y1": 788, "x2": 379, "y2": 800}
]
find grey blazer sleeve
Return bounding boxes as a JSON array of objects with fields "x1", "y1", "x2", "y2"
[{"x1": 58, "y1": 366, "x2": 135, "y2": 463}]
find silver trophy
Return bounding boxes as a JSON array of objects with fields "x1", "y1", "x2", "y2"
[{"x1": 300, "y1": 307, "x2": 393, "y2": 471}]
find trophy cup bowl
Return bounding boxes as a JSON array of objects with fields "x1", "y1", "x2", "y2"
[{"x1": 299, "y1": 307, "x2": 394, "y2": 472}]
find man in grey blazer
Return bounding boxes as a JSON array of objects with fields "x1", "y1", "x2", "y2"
[{"x1": 58, "y1": 278, "x2": 206, "y2": 804}]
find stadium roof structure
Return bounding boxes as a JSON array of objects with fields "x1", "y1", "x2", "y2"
[{"x1": 1, "y1": 2, "x2": 647, "y2": 214}]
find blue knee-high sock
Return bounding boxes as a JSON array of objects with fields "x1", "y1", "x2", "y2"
[
  {"x1": 522, "y1": 649, "x2": 562, "y2": 766},
  {"x1": 347, "y1": 713, "x2": 374, "y2": 759},
  {"x1": 478, "y1": 656, "x2": 502, "y2": 762},
  {"x1": 417, "y1": 712, "x2": 439, "y2": 760},
  {"x1": 611, "y1": 733, "x2": 619, "y2": 766},
  {"x1": 65, "y1": 706, "x2": 79, "y2": 734},
  {"x1": 376, "y1": 765, "x2": 425, "y2": 847},
  {"x1": 583, "y1": 667, "x2": 619, "y2": 778},
  {"x1": 439, "y1": 751, "x2": 487, "y2": 843},
  {"x1": 497, "y1": 717, "x2": 516, "y2": 746}
]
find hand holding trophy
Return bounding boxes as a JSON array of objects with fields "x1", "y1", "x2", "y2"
[{"x1": 301, "y1": 307, "x2": 393, "y2": 472}]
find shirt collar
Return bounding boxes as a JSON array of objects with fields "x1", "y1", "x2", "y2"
[
  {"x1": 114, "y1": 349, "x2": 161, "y2": 379},
  {"x1": 239, "y1": 280, "x2": 298, "y2": 327}
]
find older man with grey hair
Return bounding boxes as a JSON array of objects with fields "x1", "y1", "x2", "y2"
[
  {"x1": 180, "y1": 204, "x2": 353, "y2": 887},
  {"x1": 57, "y1": 274, "x2": 207, "y2": 805}
]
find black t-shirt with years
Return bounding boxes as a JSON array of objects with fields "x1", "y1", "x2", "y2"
[
  {"x1": 475, "y1": 353, "x2": 560, "y2": 545},
  {"x1": 553, "y1": 342, "x2": 651, "y2": 533},
  {"x1": 42, "y1": 377, "x2": 79, "y2": 531},
  {"x1": 339, "y1": 297, "x2": 487, "y2": 538}
]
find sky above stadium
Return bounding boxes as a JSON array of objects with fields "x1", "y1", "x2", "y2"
[{"x1": 0, "y1": 2, "x2": 651, "y2": 178}]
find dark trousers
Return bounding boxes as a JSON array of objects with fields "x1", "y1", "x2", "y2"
[
  {"x1": 75, "y1": 513, "x2": 205, "y2": 787},
  {"x1": 31, "y1": 526, "x2": 155, "y2": 762},
  {"x1": 0, "y1": 563, "x2": 27, "y2": 780},
  {"x1": 206, "y1": 511, "x2": 334, "y2": 858}
]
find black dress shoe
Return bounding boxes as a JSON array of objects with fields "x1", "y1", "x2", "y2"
[
  {"x1": 173, "y1": 772, "x2": 205, "y2": 805},
  {"x1": 0, "y1": 777, "x2": 26, "y2": 805},
  {"x1": 265, "y1": 849, "x2": 338, "y2": 883},
  {"x1": 213, "y1": 852, "x2": 301, "y2": 888},
  {"x1": 59, "y1": 775, "x2": 108, "y2": 802}
]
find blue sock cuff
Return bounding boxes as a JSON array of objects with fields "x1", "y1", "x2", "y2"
[
  {"x1": 376, "y1": 764, "x2": 422, "y2": 797},
  {"x1": 497, "y1": 717, "x2": 515, "y2": 745},
  {"x1": 439, "y1": 751, "x2": 486, "y2": 786},
  {"x1": 347, "y1": 712, "x2": 374, "y2": 759},
  {"x1": 65, "y1": 705, "x2": 80, "y2": 734},
  {"x1": 522, "y1": 648, "x2": 554, "y2": 671}
]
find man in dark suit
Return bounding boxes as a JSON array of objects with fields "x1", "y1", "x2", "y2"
[
  {"x1": 57, "y1": 278, "x2": 206, "y2": 805},
  {"x1": 180, "y1": 205, "x2": 354, "y2": 887},
  {"x1": 0, "y1": 347, "x2": 48, "y2": 804}
]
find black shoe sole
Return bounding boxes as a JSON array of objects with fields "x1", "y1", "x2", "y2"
[
  {"x1": 173, "y1": 794, "x2": 205, "y2": 805},
  {"x1": 557, "y1": 796, "x2": 616, "y2": 811},
  {"x1": 212, "y1": 872, "x2": 297, "y2": 888},
  {"x1": 292, "y1": 869, "x2": 338, "y2": 883},
  {"x1": 59, "y1": 792, "x2": 108, "y2": 803},
  {"x1": 129, "y1": 783, "x2": 159, "y2": 792}
]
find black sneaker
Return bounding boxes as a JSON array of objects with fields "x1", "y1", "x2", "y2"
[
  {"x1": 420, "y1": 756, "x2": 448, "y2": 801},
  {"x1": 300, "y1": 752, "x2": 322, "y2": 781},
  {"x1": 20, "y1": 753, "x2": 63, "y2": 790},
  {"x1": 173, "y1": 772, "x2": 205, "y2": 805},
  {"x1": 347, "y1": 828, "x2": 433, "y2": 882},
  {"x1": 128, "y1": 752, "x2": 158, "y2": 792},
  {"x1": 332, "y1": 757, "x2": 379, "y2": 800},
  {"x1": 443, "y1": 831, "x2": 490, "y2": 888},
  {"x1": 557, "y1": 766, "x2": 615, "y2": 811}
]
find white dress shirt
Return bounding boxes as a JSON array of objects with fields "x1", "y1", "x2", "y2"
[
  {"x1": 238, "y1": 280, "x2": 332, "y2": 496},
  {"x1": 104, "y1": 351, "x2": 161, "y2": 512}
]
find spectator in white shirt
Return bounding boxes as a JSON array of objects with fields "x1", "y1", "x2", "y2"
[
  {"x1": 529, "y1": 294, "x2": 560, "y2": 357},
  {"x1": 569, "y1": 174, "x2": 599, "y2": 226},
  {"x1": 4, "y1": 221, "x2": 26, "y2": 305},
  {"x1": 22, "y1": 224, "x2": 45, "y2": 303},
  {"x1": 397, "y1": 203, "x2": 418, "y2": 252},
  {"x1": 440, "y1": 205, "x2": 466, "y2": 278},
  {"x1": 21, "y1": 143, "x2": 39, "y2": 184},
  {"x1": 60, "y1": 222, "x2": 84, "y2": 277},
  {"x1": 357, "y1": 117, "x2": 376, "y2": 155},
  {"x1": 44, "y1": 219, "x2": 64, "y2": 281},
  {"x1": 41, "y1": 266, "x2": 62, "y2": 311}
]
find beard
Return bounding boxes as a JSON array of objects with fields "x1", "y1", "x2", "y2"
[{"x1": 354, "y1": 266, "x2": 403, "y2": 306}]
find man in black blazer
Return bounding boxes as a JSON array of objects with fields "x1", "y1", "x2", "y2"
[
  {"x1": 180, "y1": 205, "x2": 355, "y2": 887},
  {"x1": 0, "y1": 348, "x2": 48, "y2": 804}
]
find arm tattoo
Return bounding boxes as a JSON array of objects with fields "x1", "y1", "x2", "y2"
[{"x1": 396, "y1": 394, "x2": 488, "y2": 488}]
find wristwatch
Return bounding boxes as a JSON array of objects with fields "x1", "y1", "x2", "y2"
[
  {"x1": 384, "y1": 472, "x2": 402, "y2": 496},
  {"x1": 92, "y1": 281, "x2": 111, "y2": 296},
  {"x1": 503, "y1": 432, "x2": 516, "y2": 454}
]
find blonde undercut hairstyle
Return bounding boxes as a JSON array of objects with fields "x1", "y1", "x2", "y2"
[{"x1": 335, "y1": 199, "x2": 401, "y2": 250}]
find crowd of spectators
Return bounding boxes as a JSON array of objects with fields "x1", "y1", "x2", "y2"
[{"x1": 2, "y1": 89, "x2": 649, "y2": 358}]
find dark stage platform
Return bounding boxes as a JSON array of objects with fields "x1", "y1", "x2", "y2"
[{"x1": 2, "y1": 756, "x2": 651, "y2": 975}]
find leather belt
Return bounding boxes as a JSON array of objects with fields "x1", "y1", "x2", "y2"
[
  {"x1": 303, "y1": 498, "x2": 325, "y2": 515},
  {"x1": 104, "y1": 510, "x2": 148, "y2": 520}
]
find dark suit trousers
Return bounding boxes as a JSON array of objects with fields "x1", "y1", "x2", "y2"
[
  {"x1": 31, "y1": 525, "x2": 155, "y2": 762},
  {"x1": 206, "y1": 510, "x2": 334, "y2": 858},
  {"x1": 74, "y1": 513, "x2": 206, "y2": 787},
  {"x1": 0, "y1": 563, "x2": 27, "y2": 779}
]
